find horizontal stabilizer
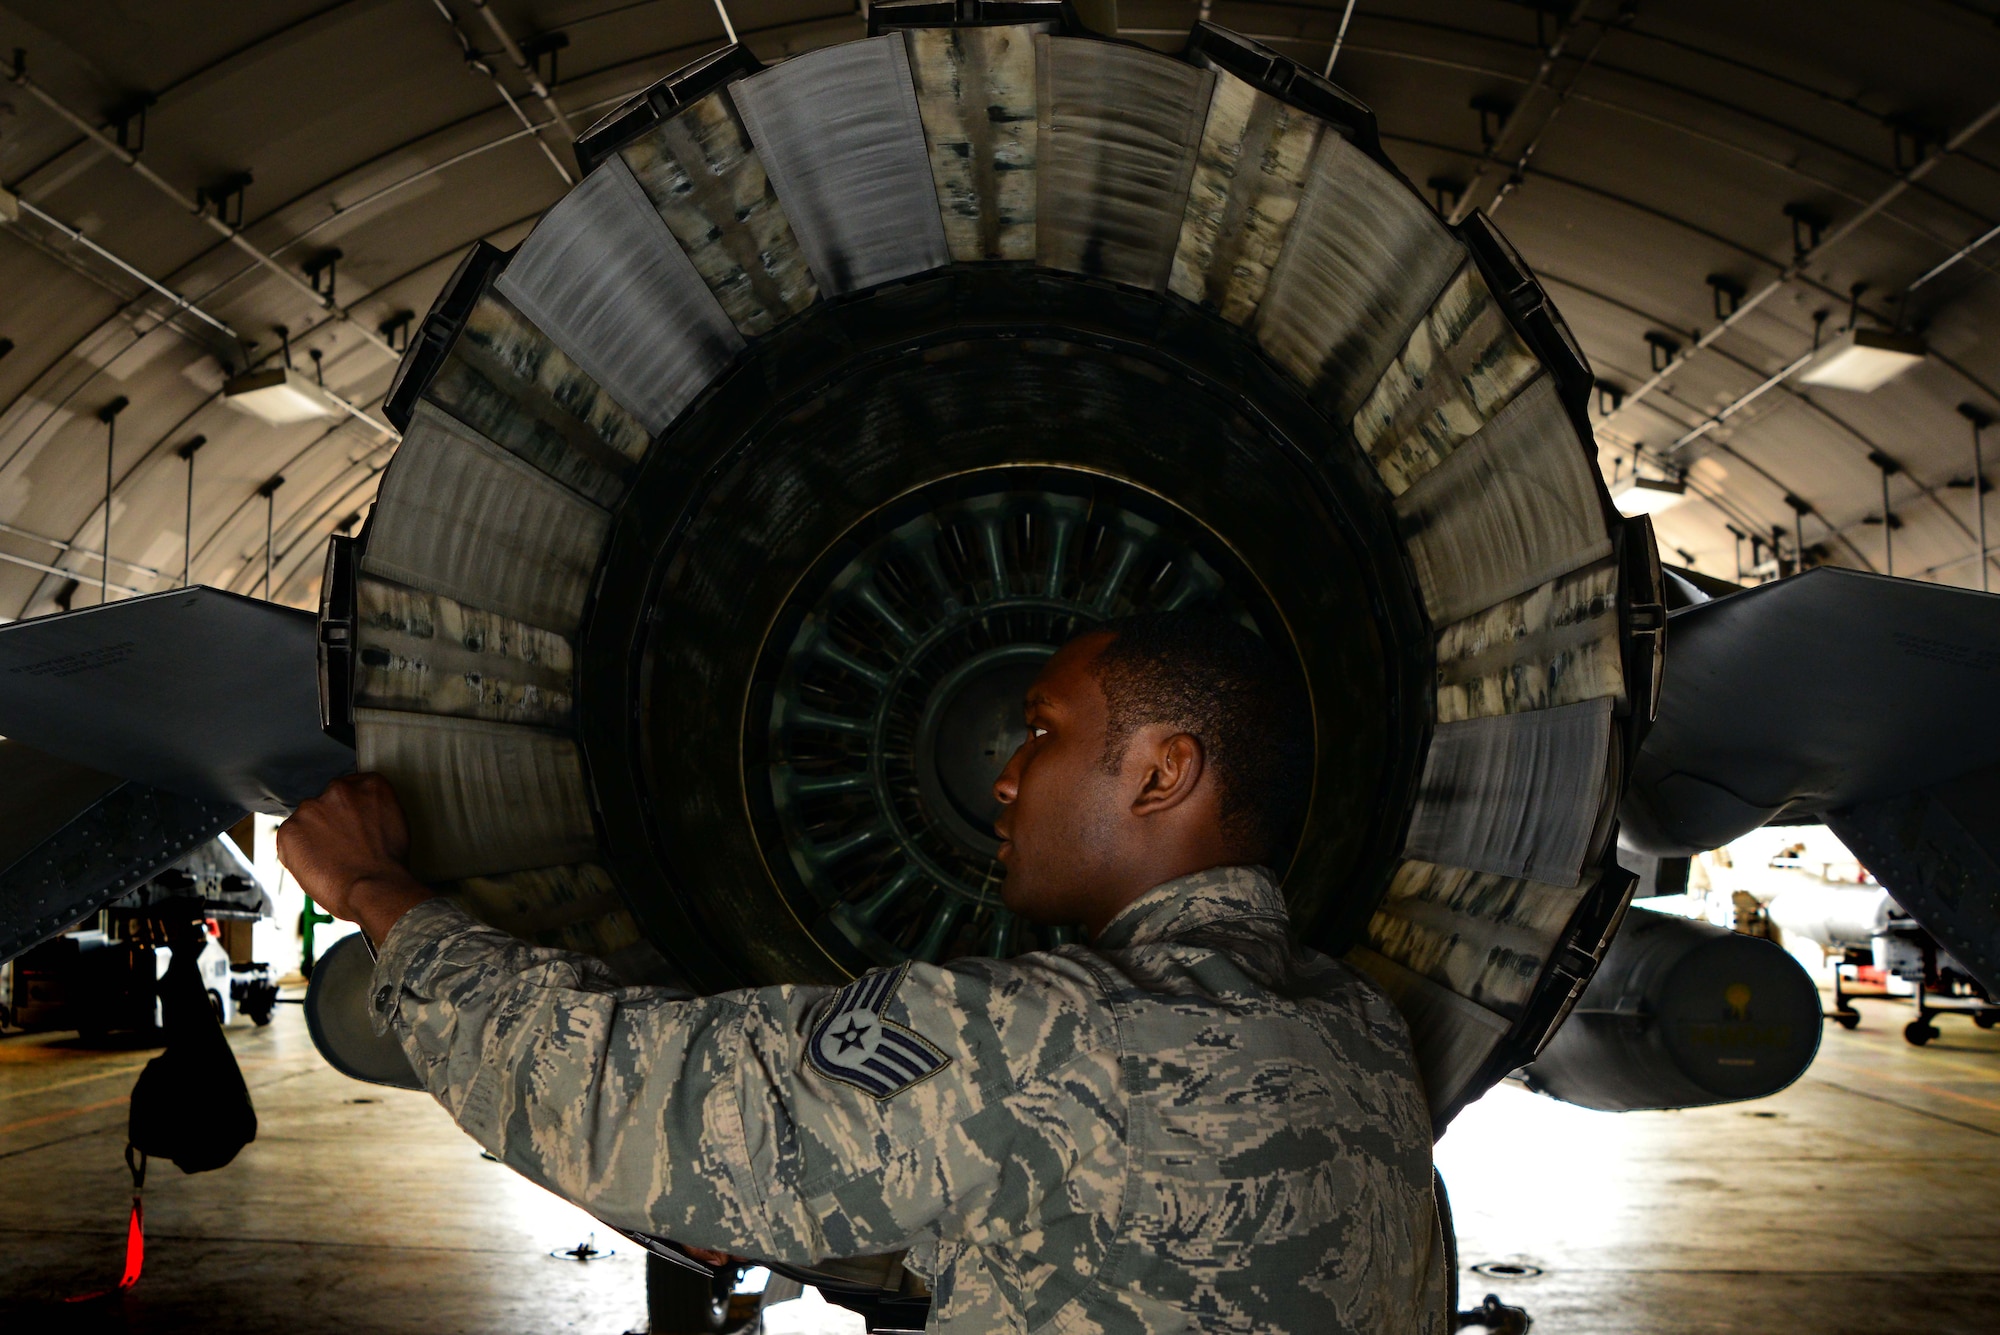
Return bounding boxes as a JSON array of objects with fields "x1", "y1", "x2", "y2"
[
  {"x1": 1623, "y1": 568, "x2": 2000, "y2": 857},
  {"x1": 0, "y1": 738, "x2": 244, "y2": 964},
  {"x1": 0, "y1": 587, "x2": 352, "y2": 815},
  {"x1": 1827, "y1": 764, "x2": 2000, "y2": 996}
]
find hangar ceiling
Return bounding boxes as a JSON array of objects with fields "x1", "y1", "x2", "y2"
[{"x1": 0, "y1": 0, "x2": 1995, "y2": 620}]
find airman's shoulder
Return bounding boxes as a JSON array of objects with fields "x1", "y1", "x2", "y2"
[{"x1": 885, "y1": 948, "x2": 1117, "y2": 1090}]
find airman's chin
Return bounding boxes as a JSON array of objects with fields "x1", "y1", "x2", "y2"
[{"x1": 997, "y1": 870, "x2": 1046, "y2": 926}]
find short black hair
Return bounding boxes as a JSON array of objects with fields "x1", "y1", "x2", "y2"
[{"x1": 1084, "y1": 611, "x2": 1313, "y2": 867}]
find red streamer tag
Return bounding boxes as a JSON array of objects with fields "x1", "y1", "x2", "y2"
[
  {"x1": 119, "y1": 1194, "x2": 145, "y2": 1289},
  {"x1": 63, "y1": 1193, "x2": 143, "y2": 1303}
]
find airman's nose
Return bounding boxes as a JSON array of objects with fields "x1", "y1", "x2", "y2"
[{"x1": 993, "y1": 741, "x2": 1025, "y2": 807}]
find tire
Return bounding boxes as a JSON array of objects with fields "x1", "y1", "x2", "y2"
[
  {"x1": 645, "y1": 1255, "x2": 729, "y2": 1334},
  {"x1": 1904, "y1": 1020, "x2": 1938, "y2": 1046}
]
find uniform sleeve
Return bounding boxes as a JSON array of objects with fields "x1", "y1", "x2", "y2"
[{"x1": 370, "y1": 899, "x2": 1109, "y2": 1265}]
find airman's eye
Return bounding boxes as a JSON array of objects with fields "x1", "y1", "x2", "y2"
[{"x1": 1030, "y1": 726, "x2": 1049, "y2": 740}]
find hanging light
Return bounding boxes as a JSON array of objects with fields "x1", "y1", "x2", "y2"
[
  {"x1": 222, "y1": 366, "x2": 342, "y2": 424},
  {"x1": 1795, "y1": 327, "x2": 1927, "y2": 393},
  {"x1": 1612, "y1": 474, "x2": 1688, "y2": 517}
]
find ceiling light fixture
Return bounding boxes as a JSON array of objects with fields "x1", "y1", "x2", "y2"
[
  {"x1": 1613, "y1": 475, "x2": 1689, "y2": 517},
  {"x1": 1795, "y1": 327, "x2": 1927, "y2": 393},
  {"x1": 222, "y1": 367, "x2": 341, "y2": 425}
]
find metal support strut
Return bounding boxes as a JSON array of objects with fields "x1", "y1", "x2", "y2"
[{"x1": 98, "y1": 397, "x2": 129, "y2": 604}]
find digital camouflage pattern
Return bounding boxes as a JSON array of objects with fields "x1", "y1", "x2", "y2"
[{"x1": 372, "y1": 865, "x2": 1449, "y2": 1333}]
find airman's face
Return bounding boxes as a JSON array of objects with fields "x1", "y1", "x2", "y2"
[{"x1": 990, "y1": 633, "x2": 1122, "y2": 926}]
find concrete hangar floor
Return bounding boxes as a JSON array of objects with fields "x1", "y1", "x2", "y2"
[{"x1": 1, "y1": 997, "x2": 1996, "y2": 1334}]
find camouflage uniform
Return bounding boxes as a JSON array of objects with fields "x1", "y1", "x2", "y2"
[{"x1": 372, "y1": 864, "x2": 1449, "y2": 1333}]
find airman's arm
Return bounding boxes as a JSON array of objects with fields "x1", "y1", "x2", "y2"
[{"x1": 370, "y1": 899, "x2": 1109, "y2": 1266}]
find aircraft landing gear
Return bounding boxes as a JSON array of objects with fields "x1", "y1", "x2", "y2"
[
  {"x1": 645, "y1": 1254, "x2": 758, "y2": 1334},
  {"x1": 1456, "y1": 1293, "x2": 1533, "y2": 1333}
]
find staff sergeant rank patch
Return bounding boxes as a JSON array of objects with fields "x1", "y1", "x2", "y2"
[{"x1": 806, "y1": 964, "x2": 950, "y2": 1099}]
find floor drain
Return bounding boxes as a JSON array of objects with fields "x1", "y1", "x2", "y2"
[
  {"x1": 1471, "y1": 1261, "x2": 1543, "y2": 1279},
  {"x1": 552, "y1": 1234, "x2": 614, "y2": 1262}
]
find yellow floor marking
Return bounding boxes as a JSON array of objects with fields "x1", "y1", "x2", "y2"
[
  {"x1": 1814, "y1": 1057, "x2": 2000, "y2": 1114},
  {"x1": 0, "y1": 1060, "x2": 152, "y2": 1100},
  {"x1": 0, "y1": 1095, "x2": 128, "y2": 1137}
]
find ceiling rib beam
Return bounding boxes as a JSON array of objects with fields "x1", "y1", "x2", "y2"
[
  {"x1": 1130, "y1": 26, "x2": 2000, "y2": 273},
  {"x1": 1591, "y1": 74, "x2": 2000, "y2": 426},
  {"x1": 1380, "y1": 87, "x2": 2000, "y2": 432},
  {"x1": 5, "y1": 57, "x2": 400, "y2": 361},
  {"x1": 1345, "y1": 8, "x2": 1999, "y2": 225},
  {"x1": 1169, "y1": 23, "x2": 2000, "y2": 262}
]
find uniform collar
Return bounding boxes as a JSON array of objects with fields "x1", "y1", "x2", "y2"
[{"x1": 1091, "y1": 864, "x2": 1290, "y2": 951}]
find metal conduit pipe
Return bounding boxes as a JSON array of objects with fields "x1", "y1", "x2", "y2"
[
  {"x1": 1447, "y1": 0, "x2": 1595, "y2": 224},
  {"x1": 1321, "y1": 0, "x2": 1359, "y2": 76},
  {"x1": 1909, "y1": 218, "x2": 2000, "y2": 293},
  {"x1": 1667, "y1": 352, "x2": 1820, "y2": 453},
  {"x1": 0, "y1": 547, "x2": 146, "y2": 598},
  {"x1": 426, "y1": 0, "x2": 572, "y2": 186},
  {"x1": 0, "y1": 111, "x2": 579, "y2": 467},
  {"x1": 1593, "y1": 392, "x2": 1812, "y2": 557},
  {"x1": 465, "y1": 0, "x2": 575, "y2": 136},
  {"x1": 11, "y1": 314, "x2": 390, "y2": 617},
  {"x1": 7, "y1": 198, "x2": 238, "y2": 342},
  {"x1": 8, "y1": 8, "x2": 883, "y2": 358},
  {"x1": 1483, "y1": 15, "x2": 1622, "y2": 220},
  {"x1": 1565, "y1": 90, "x2": 2000, "y2": 275},
  {"x1": 1584, "y1": 354, "x2": 1875, "y2": 570},
  {"x1": 1638, "y1": 385, "x2": 1902, "y2": 574},
  {"x1": 155, "y1": 54, "x2": 731, "y2": 315},
  {"x1": 9, "y1": 192, "x2": 392, "y2": 444},
  {"x1": 4, "y1": 56, "x2": 400, "y2": 360},
  {"x1": 0, "y1": 520, "x2": 162, "y2": 579}
]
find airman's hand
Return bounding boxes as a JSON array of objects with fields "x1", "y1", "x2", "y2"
[{"x1": 276, "y1": 773, "x2": 433, "y2": 946}]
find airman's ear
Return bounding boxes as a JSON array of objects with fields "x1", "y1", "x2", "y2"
[{"x1": 1129, "y1": 729, "x2": 1205, "y2": 817}]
